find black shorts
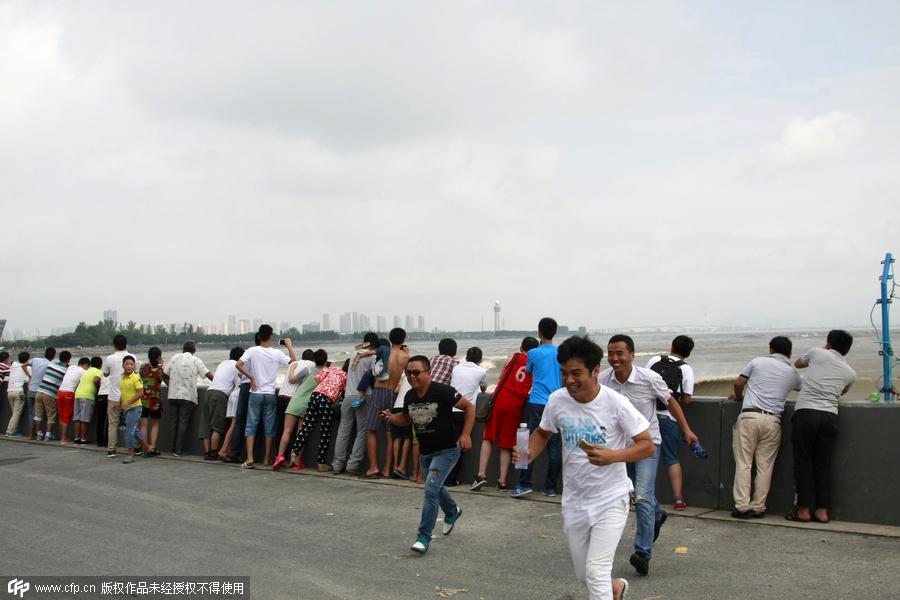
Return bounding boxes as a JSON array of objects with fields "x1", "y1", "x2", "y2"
[
  {"x1": 141, "y1": 406, "x2": 162, "y2": 419},
  {"x1": 389, "y1": 406, "x2": 411, "y2": 438}
]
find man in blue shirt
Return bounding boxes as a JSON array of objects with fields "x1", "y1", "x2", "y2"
[{"x1": 512, "y1": 317, "x2": 563, "y2": 498}]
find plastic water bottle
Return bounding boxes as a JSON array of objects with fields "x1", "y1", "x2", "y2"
[
  {"x1": 690, "y1": 442, "x2": 708, "y2": 460},
  {"x1": 515, "y1": 423, "x2": 529, "y2": 470}
]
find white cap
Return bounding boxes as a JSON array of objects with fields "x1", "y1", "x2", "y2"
[{"x1": 520, "y1": 423, "x2": 527, "y2": 428}]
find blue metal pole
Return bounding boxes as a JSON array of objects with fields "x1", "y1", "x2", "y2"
[{"x1": 880, "y1": 253, "x2": 894, "y2": 402}]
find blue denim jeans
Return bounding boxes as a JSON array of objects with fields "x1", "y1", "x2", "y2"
[
  {"x1": 517, "y1": 402, "x2": 562, "y2": 492},
  {"x1": 629, "y1": 444, "x2": 663, "y2": 559},
  {"x1": 124, "y1": 406, "x2": 145, "y2": 449},
  {"x1": 245, "y1": 392, "x2": 276, "y2": 437},
  {"x1": 417, "y1": 446, "x2": 461, "y2": 539}
]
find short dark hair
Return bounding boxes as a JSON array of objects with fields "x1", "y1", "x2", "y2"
[
  {"x1": 438, "y1": 338, "x2": 458, "y2": 357},
  {"x1": 769, "y1": 336, "x2": 792, "y2": 358},
  {"x1": 258, "y1": 324, "x2": 274, "y2": 342},
  {"x1": 18, "y1": 351, "x2": 30, "y2": 363},
  {"x1": 300, "y1": 349, "x2": 315, "y2": 361},
  {"x1": 521, "y1": 337, "x2": 539, "y2": 353},
  {"x1": 122, "y1": 355, "x2": 136, "y2": 365},
  {"x1": 827, "y1": 329, "x2": 853, "y2": 356},
  {"x1": 363, "y1": 332, "x2": 379, "y2": 348},
  {"x1": 671, "y1": 335, "x2": 695, "y2": 358},
  {"x1": 538, "y1": 317, "x2": 558, "y2": 340},
  {"x1": 254, "y1": 333, "x2": 261, "y2": 346},
  {"x1": 608, "y1": 334, "x2": 635, "y2": 353},
  {"x1": 148, "y1": 346, "x2": 162, "y2": 367},
  {"x1": 90, "y1": 356, "x2": 103, "y2": 369},
  {"x1": 229, "y1": 347, "x2": 245, "y2": 361},
  {"x1": 465, "y1": 347, "x2": 483, "y2": 364},
  {"x1": 113, "y1": 334, "x2": 127, "y2": 350},
  {"x1": 59, "y1": 351, "x2": 72, "y2": 363},
  {"x1": 77, "y1": 357, "x2": 90, "y2": 366},
  {"x1": 379, "y1": 338, "x2": 390, "y2": 347},
  {"x1": 183, "y1": 341, "x2": 196, "y2": 353},
  {"x1": 45, "y1": 347, "x2": 56, "y2": 360},
  {"x1": 313, "y1": 349, "x2": 328, "y2": 366},
  {"x1": 389, "y1": 327, "x2": 406, "y2": 345},
  {"x1": 408, "y1": 355, "x2": 431, "y2": 371},
  {"x1": 558, "y1": 336, "x2": 605, "y2": 372},
  {"x1": 0, "y1": 351, "x2": 8, "y2": 362}
]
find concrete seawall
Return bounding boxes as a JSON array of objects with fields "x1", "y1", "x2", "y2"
[{"x1": 3, "y1": 388, "x2": 897, "y2": 526}]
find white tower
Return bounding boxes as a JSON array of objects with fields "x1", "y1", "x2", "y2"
[{"x1": 493, "y1": 301, "x2": 501, "y2": 332}]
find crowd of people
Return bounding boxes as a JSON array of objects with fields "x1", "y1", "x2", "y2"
[{"x1": 0, "y1": 320, "x2": 857, "y2": 600}]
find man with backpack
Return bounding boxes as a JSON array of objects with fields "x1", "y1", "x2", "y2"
[{"x1": 646, "y1": 335, "x2": 696, "y2": 511}]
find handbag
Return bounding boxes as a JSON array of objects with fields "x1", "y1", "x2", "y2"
[{"x1": 476, "y1": 353, "x2": 520, "y2": 422}]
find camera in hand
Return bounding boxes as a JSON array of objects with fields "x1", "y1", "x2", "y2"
[{"x1": 279, "y1": 339, "x2": 286, "y2": 345}]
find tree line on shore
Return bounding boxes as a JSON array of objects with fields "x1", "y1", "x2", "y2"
[{"x1": 5, "y1": 320, "x2": 538, "y2": 350}]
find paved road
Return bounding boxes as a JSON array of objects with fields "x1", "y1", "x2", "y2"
[{"x1": 1, "y1": 440, "x2": 897, "y2": 599}]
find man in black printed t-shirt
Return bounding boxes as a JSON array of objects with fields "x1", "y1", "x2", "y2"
[{"x1": 382, "y1": 354, "x2": 475, "y2": 555}]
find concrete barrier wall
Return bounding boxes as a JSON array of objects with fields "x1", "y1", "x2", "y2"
[{"x1": 3, "y1": 386, "x2": 898, "y2": 526}]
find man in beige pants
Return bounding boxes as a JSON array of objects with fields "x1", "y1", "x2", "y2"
[
  {"x1": 102, "y1": 335, "x2": 137, "y2": 458},
  {"x1": 729, "y1": 336, "x2": 801, "y2": 518}
]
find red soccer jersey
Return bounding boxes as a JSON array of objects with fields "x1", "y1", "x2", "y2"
[{"x1": 494, "y1": 352, "x2": 533, "y2": 405}]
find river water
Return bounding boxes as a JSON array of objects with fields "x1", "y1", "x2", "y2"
[{"x1": 68, "y1": 327, "x2": 896, "y2": 400}]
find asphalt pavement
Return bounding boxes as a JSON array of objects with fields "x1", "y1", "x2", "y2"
[{"x1": 1, "y1": 439, "x2": 898, "y2": 599}]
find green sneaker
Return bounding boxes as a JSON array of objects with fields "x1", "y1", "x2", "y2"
[
  {"x1": 410, "y1": 534, "x2": 430, "y2": 554},
  {"x1": 442, "y1": 507, "x2": 463, "y2": 535},
  {"x1": 122, "y1": 456, "x2": 135, "y2": 464}
]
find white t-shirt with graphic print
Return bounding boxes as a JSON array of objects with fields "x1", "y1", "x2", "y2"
[{"x1": 540, "y1": 385, "x2": 649, "y2": 515}]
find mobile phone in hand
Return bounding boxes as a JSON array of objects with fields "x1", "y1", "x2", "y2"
[
  {"x1": 279, "y1": 339, "x2": 286, "y2": 345},
  {"x1": 577, "y1": 439, "x2": 593, "y2": 451}
]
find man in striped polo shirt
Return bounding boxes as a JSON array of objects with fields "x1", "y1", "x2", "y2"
[{"x1": 34, "y1": 351, "x2": 72, "y2": 442}]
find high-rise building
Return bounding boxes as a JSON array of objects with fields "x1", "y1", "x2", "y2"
[
  {"x1": 252, "y1": 318, "x2": 262, "y2": 331},
  {"x1": 404, "y1": 315, "x2": 414, "y2": 331},
  {"x1": 322, "y1": 314, "x2": 331, "y2": 331},
  {"x1": 376, "y1": 316, "x2": 386, "y2": 332},
  {"x1": 302, "y1": 322, "x2": 321, "y2": 334},
  {"x1": 103, "y1": 309, "x2": 118, "y2": 324},
  {"x1": 358, "y1": 313, "x2": 371, "y2": 332},
  {"x1": 493, "y1": 301, "x2": 501, "y2": 332},
  {"x1": 238, "y1": 319, "x2": 250, "y2": 335},
  {"x1": 351, "y1": 312, "x2": 359, "y2": 334},
  {"x1": 227, "y1": 315, "x2": 237, "y2": 335},
  {"x1": 0, "y1": 319, "x2": 6, "y2": 340},
  {"x1": 339, "y1": 312, "x2": 351, "y2": 334},
  {"x1": 279, "y1": 322, "x2": 290, "y2": 334},
  {"x1": 393, "y1": 315, "x2": 401, "y2": 328},
  {"x1": 417, "y1": 315, "x2": 425, "y2": 332}
]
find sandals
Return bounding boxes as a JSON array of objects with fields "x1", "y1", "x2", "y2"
[
  {"x1": 497, "y1": 481, "x2": 508, "y2": 491},
  {"x1": 785, "y1": 507, "x2": 811, "y2": 522},
  {"x1": 241, "y1": 461, "x2": 255, "y2": 469}
]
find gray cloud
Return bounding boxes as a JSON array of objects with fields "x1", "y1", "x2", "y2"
[{"x1": 2, "y1": 1, "x2": 899, "y2": 336}]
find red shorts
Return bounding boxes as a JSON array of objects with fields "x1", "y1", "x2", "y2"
[
  {"x1": 57, "y1": 391, "x2": 76, "y2": 425},
  {"x1": 482, "y1": 397, "x2": 526, "y2": 449}
]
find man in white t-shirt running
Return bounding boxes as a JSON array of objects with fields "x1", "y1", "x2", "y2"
[
  {"x1": 235, "y1": 324, "x2": 296, "y2": 468},
  {"x1": 516, "y1": 336, "x2": 653, "y2": 600}
]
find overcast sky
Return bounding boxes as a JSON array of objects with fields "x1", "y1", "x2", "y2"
[{"x1": 2, "y1": 1, "x2": 899, "y2": 335}]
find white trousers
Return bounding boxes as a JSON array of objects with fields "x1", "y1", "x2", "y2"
[{"x1": 563, "y1": 494, "x2": 629, "y2": 600}]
